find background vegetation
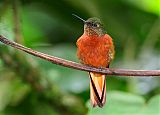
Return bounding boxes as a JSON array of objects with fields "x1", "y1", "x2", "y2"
[{"x1": 0, "y1": 0, "x2": 160, "y2": 115}]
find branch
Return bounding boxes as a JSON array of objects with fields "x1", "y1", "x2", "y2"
[
  {"x1": 0, "y1": 35, "x2": 160, "y2": 76},
  {"x1": 0, "y1": 35, "x2": 87, "y2": 114}
]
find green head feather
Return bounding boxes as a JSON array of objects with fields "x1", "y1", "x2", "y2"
[{"x1": 84, "y1": 17, "x2": 106, "y2": 36}]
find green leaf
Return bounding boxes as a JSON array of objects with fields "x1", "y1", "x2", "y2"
[
  {"x1": 142, "y1": 95, "x2": 160, "y2": 114},
  {"x1": 88, "y1": 91, "x2": 160, "y2": 115}
]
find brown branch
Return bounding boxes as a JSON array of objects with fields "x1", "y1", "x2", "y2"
[{"x1": 0, "y1": 35, "x2": 160, "y2": 76}]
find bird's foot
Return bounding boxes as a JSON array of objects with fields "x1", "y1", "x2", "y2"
[{"x1": 98, "y1": 66, "x2": 105, "y2": 71}]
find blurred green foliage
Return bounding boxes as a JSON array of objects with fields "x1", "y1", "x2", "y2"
[
  {"x1": 0, "y1": 0, "x2": 160, "y2": 115},
  {"x1": 88, "y1": 91, "x2": 160, "y2": 115}
]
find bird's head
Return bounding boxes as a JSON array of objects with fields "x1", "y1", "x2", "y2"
[{"x1": 73, "y1": 14, "x2": 105, "y2": 36}]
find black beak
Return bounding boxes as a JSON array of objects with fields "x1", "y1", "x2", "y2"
[{"x1": 72, "y1": 14, "x2": 86, "y2": 23}]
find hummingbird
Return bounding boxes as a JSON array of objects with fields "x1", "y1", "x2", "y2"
[{"x1": 73, "y1": 14, "x2": 115, "y2": 107}]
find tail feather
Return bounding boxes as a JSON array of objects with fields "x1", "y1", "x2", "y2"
[{"x1": 89, "y1": 72, "x2": 106, "y2": 107}]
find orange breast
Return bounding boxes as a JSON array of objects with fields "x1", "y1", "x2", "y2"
[{"x1": 76, "y1": 34, "x2": 114, "y2": 67}]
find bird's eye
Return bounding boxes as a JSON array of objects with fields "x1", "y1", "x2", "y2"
[
  {"x1": 86, "y1": 22, "x2": 99, "y2": 27},
  {"x1": 92, "y1": 23, "x2": 99, "y2": 27},
  {"x1": 93, "y1": 24, "x2": 97, "y2": 27}
]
